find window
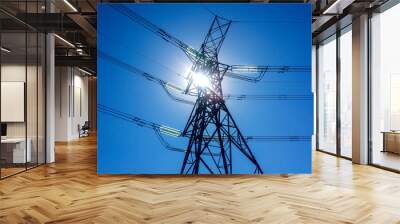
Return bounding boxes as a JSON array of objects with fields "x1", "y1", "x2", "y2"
[
  {"x1": 339, "y1": 27, "x2": 352, "y2": 158},
  {"x1": 370, "y1": 3, "x2": 400, "y2": 171},
  {"x1": 0, "y1": 1, "x2": 47, "y2": 179},
  {"x1": 317, "y1": 35, "x2": 337, "y2": 154}
]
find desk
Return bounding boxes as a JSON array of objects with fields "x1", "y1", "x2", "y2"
[
  {"x1": 1, "y1": 138, "x2": 31, "y2": 163},
  {"x1": 382, "y1": 131, "x2": 400, "y2": 154}
]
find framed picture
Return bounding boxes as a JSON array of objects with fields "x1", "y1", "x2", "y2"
[{"x1": 98, "y1": 3, "x2": 312, "y2": 174}]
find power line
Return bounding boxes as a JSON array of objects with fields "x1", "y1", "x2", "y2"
[
  {"x1": 202, "y1": 6, "x2": 308, "y2": 24},
  {"x1": 98, "y1": 30, "x2": 189, "y2": 80},
  {"x1": 100, "y1": 51, "x2": 311, "y2": 104},
  {"x1": 98, "y1": 105, "x2": 310, "y2": 159},
  {"x1": 98, "y1": 51, "x2": 194, "y2": 105},
  {"x1": 224, "y1": 94, "x2": 313, "y2": 101},
  {"x1": 98, "y1": 104, "x2": 218, "y2": 156}
]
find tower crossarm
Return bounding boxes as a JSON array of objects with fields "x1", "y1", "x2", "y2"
[{"x1": 224, "y1": 64, "x2": 311, "y2": 82}]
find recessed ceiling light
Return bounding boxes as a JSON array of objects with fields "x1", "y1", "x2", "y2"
[
  {"x1": 54, "y1": 34, "x2": 75, "y2": 48},
  {"x1": 322, "y1": 0, "x2": 354, "y2": 15},
  {"x1": 63, "y1": 0, "x2": 78, "y2": 12},
  {"x1": 78, "y1": 67, "x2": 93, "y2": 76},
  {"x1": 1, "y1": 47, "x2": 11, "y2": 53}
]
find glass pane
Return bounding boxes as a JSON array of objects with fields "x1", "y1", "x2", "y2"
[
  {"x1": 0, "y1": 1, "x2": 46, "y2": 178},
  {"x1": 371, "y1": 4, "x2": 400, "y2": 171},
  {"x1": 26, "y1": 0, "x2": 39, "y2": 169},
  {"x1": 27, "y1": 31, "x2": 38, "y2": 169},
  {"x1": 1, "y1": 30, "x2": 27, "y2": 177},
  {"x1": 318, "y1": 36, "x2": 337, "y2": 154},
  {"x1": 340, "y1": 28, "x2": 352, "y2": 158},
  {"x1": 38, "y1": 32, "x2": 45, "y2": 165},
  {"x1": 312, "y1": 46, "x2": 317, "y2": 150}
]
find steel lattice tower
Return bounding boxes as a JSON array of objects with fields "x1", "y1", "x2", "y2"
[{"x1": 180, "y1": 16, "x2": 263, "y2": 174}]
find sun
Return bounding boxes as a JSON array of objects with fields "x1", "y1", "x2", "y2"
[{"x1": 192, "y1": 72, "x2": 211, "y2": 89}]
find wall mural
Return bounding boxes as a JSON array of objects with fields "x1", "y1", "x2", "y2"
[{"x1": 98, "y1": 3, "x2": 313, "y2": 174}]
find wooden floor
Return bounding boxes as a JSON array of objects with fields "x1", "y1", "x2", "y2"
[
  {"x1": 1, "y1": 135, "x2": 400, "y2": 223},
  {"x1": 1, "y1": 167, "x2": 26, "y2": 178},
  {"x1": 373, "y1": 150, "x2": 400, "y2": 171}
]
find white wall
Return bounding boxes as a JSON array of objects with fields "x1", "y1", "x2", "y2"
[
  {"x1": 55, "y1": 67, "x2": 70, "y2": 141},
  {"x1": 1, "y1": 65, "x2": 40, "y2": 137},
  {"x1": 71, "y1": 72, "x2": 89, "y2": 138},
  {"x1": 55, "y1": 67, "x2": 89, "y2": 141}
]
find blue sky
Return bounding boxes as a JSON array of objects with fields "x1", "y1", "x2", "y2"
[{"x1": 98, "y1": 3, "x2": 313, "y2": 174}]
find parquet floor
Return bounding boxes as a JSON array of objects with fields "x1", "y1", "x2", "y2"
[
  {"x1": 1, "y1": 135, "x2": 400, "y2": 223},
  {"x1": 1, "y1": 167, "x2": 26, "y2": 178}
]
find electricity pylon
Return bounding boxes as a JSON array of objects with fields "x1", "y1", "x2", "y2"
[
  {"x1": 111, "y1": 5, "x2": 311, "y2": 174},
  {"x1": 179, "y1": 16, "x2": 263, "y2": 174}
]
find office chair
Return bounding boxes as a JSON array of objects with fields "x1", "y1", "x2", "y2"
[{"x1": 79, "y1": 121, "x2": 90, "y2": 138}]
